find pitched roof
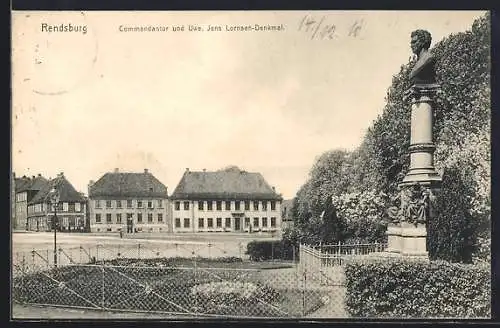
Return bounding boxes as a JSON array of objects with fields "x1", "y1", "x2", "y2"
[
  {"x1": 89, "y1": 171, "x2": 168, "y2": 198},
  {"x1": 171, "y1": 167, "x2": 282, "y2": 200},
  {"x1": 15, "y1": 175, "x2": 49, "y2": 193},
  {"x1": 29, "y1": 174, "x2": 86, "y2": 204}
]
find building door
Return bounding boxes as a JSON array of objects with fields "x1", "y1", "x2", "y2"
[
  {"x1": 127, "y1": 216, "x2": 133, "y2": 233},
  {"x1": 234, "y1": 217, "x2": 241, "y2": 231}
]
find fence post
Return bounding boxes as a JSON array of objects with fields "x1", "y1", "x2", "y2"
[
  {"x1": 101, "y1": 261, "x2": 105, "y2": 310},
  {"x1": 271, "y1": 242, "x2": 274, "y2": 262},
  {"x1": 193, "y1": 255, "x2": 198, "y2": 317},
  {"x1": 138, "y1": 243, "x2": 141, "y2": 258},
  {"x1": 302, "y1": 268, "x2": 307, "y2": 317},
  {"x1": 208, "y1": 243, "x2": 211, "y2": 258},
  {"x1": 96, "y1": 245, "x2": 100, "y2": 262}
]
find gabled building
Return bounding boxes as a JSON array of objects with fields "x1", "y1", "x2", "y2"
[
  {"x1": 27, "y1": 173, "x2": 87, "y2": 232},
  {"x1": 88, "y1": 169, "x2": 169, "y2": 233},
  {"x1": 170, "y1": 167, "x2": 283, "y2": 233},
  {"x1": 14, "y1": 173, "x2": 49, "y2": 230}
]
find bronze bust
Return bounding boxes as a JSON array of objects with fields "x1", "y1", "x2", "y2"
[{"x1": 409, "y1": 29, "x2": 437, "y2": 85}]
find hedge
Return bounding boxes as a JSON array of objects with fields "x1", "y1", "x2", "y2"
[
  {"x1": 344, "y1": 259, "x2": 490, "y2": 318},
  {"x1": 245, "y1": 240, "x2": 297, "y2": 262}
]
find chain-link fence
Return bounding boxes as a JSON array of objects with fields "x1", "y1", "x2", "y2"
[
  {"x1": 12, "y1": 242, "x2": 251, "y2": 276},
  {"x1": 12, "y1": 259, "x2": 347, "y2": 318}
]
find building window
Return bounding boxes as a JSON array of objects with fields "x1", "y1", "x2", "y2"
[
  {"x1": 207, "y1": 201, "x2": 213, "y2": 211},
  {"x1": 74, "y1": 202, "x2": 80, "y2": 212},
  {"x1": 116, "y1": 200, "x2": 122, "y2": 208},
  {"x1": 175, "y1": 201, "x2": 180, "y2": 210},
  {"x1": 95, "y1": 200, "x2": 101, "y2": 208},
  {"x1": 127, "y1": 199, "x2": 133, "y2": 208},
  {"x1": 157, "y1": 199, "x2": 163, "y2": 208},
  {"x1": 235, "y1": 201, "x2": 241, "y2": 211},
  {"x1": 262, "y1": 201, "x2": 268, "y2": 211},
  {"x1": 198, "y1": 201, "x2": 204, "y2": 211},
  {"x1": 148, "y1": 201, "x2": 153, "y2": 209},
  {"x1": 271, "y1": 201, "x2": 276, "y2": 211},
  {"x1": 157, "y1": 213, "x2": 163, "y2": 222},
  {"x1": 137, "y1": 213, "x2": 143, "y2": 223},
  {"x1": 106, "y1": 200, "x2": 112, "y2": 208},
  {"x1": 183, "y1": 201, "x2": 190, "y2": 210},
  {"x1": 253, "y1": 217, "x2": 259, "y2": 228},
  {"x1": 148, "y1": 213, "x2": 153, "y2": 223},
  {"x1": 137, "y1": 200, "x2": 143, "y2": 208},
  {"x1": 244, "y1": 201, "x2": 250, "y2": 211},
  {"x1": 106, "y1": 213, "x2": 112, "y2": 223},
  {"x1": 175, "y1": 218, "x2": 181, "y2": 228},
  {"x1": 62, "y1": 202, "x2": 69, "y2": 212},
  {"x1": 198, "y1": 218, "x2": 204, "y2": 228},
  {"x1": 225, "y1": 201, "x2": 231, "y2": 210},
  {"x1": 208, "y1": 218, "x2": 213, "y2": 228},
  {"x1": 225, "y1": 218, "x2": 231, "y2": 228},
  {"x1": 253, "y1": 201, "x2": 259, "y2": 211},
  {"x1": 184, "y1": 218, "x2": 190, "y2": 228},
  {"x1": 262, "y1": 217, "x2": 268, "y2": 227},
  {"x1": 216, "y1": 218, "x2": 222, "y2": 228},
  {"x1": 216, "y1": 201, "x2": 222, "y2": 211},
  {"x1": 95, "y1": 214, "x2": 101, "y2": 223},
  {"x1": 116, "y1": 213, "x2": 122, "y2": 224},
  {"x1": 245, "y1": 217, "x2": 250, "y2": 227},
  {"x1": 271, "y1": 217, "x2": 276, "y2": 228}
]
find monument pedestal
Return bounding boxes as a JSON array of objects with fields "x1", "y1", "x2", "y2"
[{"x1": 385, "y1": 223, "x2": 428, "y2": 258}]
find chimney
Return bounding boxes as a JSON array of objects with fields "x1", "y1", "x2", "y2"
[
  {"x1": 186, "y1": 168, "x2": 189, "y2": 172},
  {"x1": 32, "y1": 175, "x2": 35, "y2": 179},
  {"x1": 144, "y1": 169, "x2": 149, "y2": 174},
  {"x1": 114, "y1": 168, "x2": 119, "y2": 173},
  {"x1": 38, "y1": 173, "x2": 41, "y2": 177},
  {"x1": 272, "y1": 186, "x2": 276, "y2": 192},
  {"x1": 203, "y1": 168, "x2": 206, "y2": 172}
]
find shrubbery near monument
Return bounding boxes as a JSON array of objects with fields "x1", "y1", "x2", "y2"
[{"x1": 344, "y1": 259, "x2": 490, "y2": 318}]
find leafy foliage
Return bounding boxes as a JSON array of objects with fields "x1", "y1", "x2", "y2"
[
  {"x1": 345, "y1": 259, "x2": 490, "y2": 318},
  {"x1": 428, "y1": 168, "x2": 477, "y2": 263},
  {"x1": 245, "y1": 240, "x2": 297, "y2": 262}
]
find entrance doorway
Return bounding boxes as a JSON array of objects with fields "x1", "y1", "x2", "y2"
[{"x1": 234, "y1": 217, "x2": 241, "y2": 231}]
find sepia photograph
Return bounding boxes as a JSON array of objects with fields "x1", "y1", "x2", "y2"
[{"x1": 11, "y1": 10, "x2": 491, "y2": 320}]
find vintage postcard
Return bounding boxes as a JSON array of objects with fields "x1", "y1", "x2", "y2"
[{"x1": 11, "y1": 10, "x2": 491, "y2": 320}]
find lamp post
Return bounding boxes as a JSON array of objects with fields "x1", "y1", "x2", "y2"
[{"x1": 47, "y1": 185, "x2": 60, "y2": 267}]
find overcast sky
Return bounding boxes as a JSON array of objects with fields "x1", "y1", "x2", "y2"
[{"x1": 12, "y1": 10, "x2": 486, "y2": 199}]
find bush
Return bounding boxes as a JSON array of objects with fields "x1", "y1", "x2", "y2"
[
  {"x1": 344, "y1": 259, "x2": 490, "y2": 318},
  {"x1": 245, "y1": 240, "x2": 297, "y2": 262},
  {"x1": 428, "y1": 167, "x2": 477, "y2": 263}
]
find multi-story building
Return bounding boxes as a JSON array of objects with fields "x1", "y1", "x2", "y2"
[
  {"x1": 14, "y1": 173, "x2": 49, "y2": 230},
  {"x1": 170, "y1": 167, "x2": 283, "y2": 233},
  {"x1": 88, "y1": 169, "x2": 169, "y2": 233},
  {"x1": 27, "y1": 173, "x2": 87, "y2": 232}
]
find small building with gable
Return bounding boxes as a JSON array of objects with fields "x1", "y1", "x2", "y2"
[{"x1": 26, "y1": 173, "x2": 87, "y2": 232}]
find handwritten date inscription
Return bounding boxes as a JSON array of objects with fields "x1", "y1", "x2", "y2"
[{"x1": 298, "y1": 15, "x2": 364, "y2": 40}]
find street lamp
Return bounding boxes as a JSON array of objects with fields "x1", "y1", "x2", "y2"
[{"x1": 47, "y1": 185, "x2": 60, "y2": 267}]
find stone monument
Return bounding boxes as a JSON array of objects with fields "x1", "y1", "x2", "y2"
[{"x1": 385, "y1": 29, "x2": 442, "y2": 258}]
